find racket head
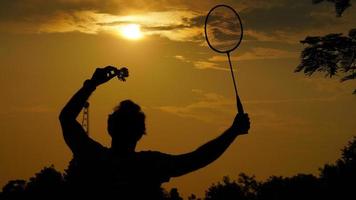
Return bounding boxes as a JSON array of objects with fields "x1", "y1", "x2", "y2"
[{"x1": 204, "y1": 4, "x2": 243, "y2": 54}]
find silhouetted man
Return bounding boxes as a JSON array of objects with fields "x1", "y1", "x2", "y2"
[{"x1": 59, "y1": 66, "x2": 250, "y2": 199}]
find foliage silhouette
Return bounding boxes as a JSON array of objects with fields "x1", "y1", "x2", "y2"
[
  {"x1": 201, "y1": 136, "x2": 356, "y2": 200},
  {"x1": 297, "y1": 1, "x2": 355, "y2": 94},
  {"x1": 168, "y1": 188, "x2": 184, "y2": 200},
  {"x1": 1, "y1": 180, "x2": 26, "y2": 200},
  {"x1": 25, "y1": 166, "x2": 65, "y2": 198},
  {"x1": 188, "y1": 193, "x2": 201, "y2": 200},
  {"x1": 257, "y1": 174, "x2": 321, "y2": 200},
  {"x1": 1, "y1": 135, "x2": 355, "y2": 199},
  {"x1": 312, "y1": 0, "x2": 351, "y2": 17},
  {"x1": 318, "y1": 136, "x2": 356, "y2": 199},
  {"x1": 205, "y1": 174, "x2": 258, "y2": 200},
  {"x1": 0, "y1": 166, "x2": 65, "y2": 200},
  {"x1": 296, "y1": 29, "x2": 356, "y2": 94}
]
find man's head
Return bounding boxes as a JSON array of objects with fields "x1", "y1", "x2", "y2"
[{"x1": 107, "y1": 100, "x2": 146, "y2": 148}]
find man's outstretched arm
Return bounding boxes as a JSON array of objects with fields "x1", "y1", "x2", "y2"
[
  {"x1": 59, "y1": 66, "x2": 119, "y2": 155},
  {"x1": 168, "y1": 114, "x2": 250, "y2": 177}
]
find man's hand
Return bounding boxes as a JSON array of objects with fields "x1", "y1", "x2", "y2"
[
  {"x1": 231, "y1": 113, "x2": 250, "y2": 135},
  {"x1": 90, "y1": 66, "x2": 119, "y2": 87}
]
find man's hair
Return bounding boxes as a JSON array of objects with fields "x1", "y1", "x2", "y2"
[{"x1": 107, "y1": 100, "x2": 146, "y2": 141}]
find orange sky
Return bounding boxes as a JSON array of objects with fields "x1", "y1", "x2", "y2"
[{"x1": 0, "y1": 0, "x2": 355, "y2": 198}]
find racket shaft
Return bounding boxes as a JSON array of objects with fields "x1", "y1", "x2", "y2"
[{"x1": 227, "y1": 52, "x2": 244, "y2": 114}]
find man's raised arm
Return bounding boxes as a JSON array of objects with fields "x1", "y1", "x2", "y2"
[
  {"x1": 59, "y1": 66, "x2": 119, "y2": 154},
  {"x1": 168, "y1": 114, "x2": 250, "y2": 177}
]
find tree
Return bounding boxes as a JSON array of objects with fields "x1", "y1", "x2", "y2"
[
  {"x1": 1, "y1": 180, "x2": 26, "y2": 200},
  {"x1": 0, "y1": 166, "x2": 64, "y2": 200},
  {"x1": 205, "y1": 174, "x2": 259, "y2": 200},
  {"x1": 26, "y1": 166, "x2": 65, "y2": 198},
  {"x1": 1, "y1": 136, "x2": 356, "y2": 199},
  {"x1": 319, "y1": 136, "x2": 356, "y2": 199},
  {"x1": 188, "y1": 193, "x2": 201, "y2": 200},
  {"x1": 169, "y1": 188, "x2": 183, "y2": 200},
  {"x1": 296, "y1": 1, "x2": 356, "y2": 94},
  {"x1": 312, "y1": 0, "x2": 351, "y2": 17},
  {"x1": 205, "y1": 176, "x2": 245, "y2": 200},
  {"x1": 257, "y1": 174, "x2": 321, "y2": 200}
]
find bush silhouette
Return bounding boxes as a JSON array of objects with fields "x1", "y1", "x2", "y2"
[
  {"x1": 203, "y1": 136, "x2": 356, "y2": 200},
  {"x1": 1, "y1": 136, "x2": 356, "y2": 199},
  {"x1": 297, "y1": 1, "x2": 355, "y2": 94}
]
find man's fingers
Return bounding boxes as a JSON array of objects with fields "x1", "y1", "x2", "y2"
[
  {"x1": 104, "y1": 65, "x2": 118, "y2": 74},
  {"x1": 101, "y1": 66, "x2": 118, "y2": 79}
]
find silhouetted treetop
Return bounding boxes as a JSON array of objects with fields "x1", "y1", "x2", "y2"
[
  {"x1": 296, "y1": 28, "x2": 356, "y2": 94},
  {"x1": 312, "y1": 0, "x2": 352, "y2": 17},
  {"x1": 205, "y1": 173, "x2": 259, "y2": 200},
  {"x1": 1, "y1": 136, "x2": 356, "y2": 199},
  {"x1": 341, "y1": 136, "x2": 356, "y2": 164}
]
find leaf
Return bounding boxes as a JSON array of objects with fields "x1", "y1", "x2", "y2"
[{"x1": 296, "y1": 28, "x2": 356, "y2": 94}]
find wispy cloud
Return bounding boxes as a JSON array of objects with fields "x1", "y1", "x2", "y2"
[
  {"x1": 173, "y1": 55, "x2": 232, "y2": 71},
  {"x1": 193, "y1": 61, "x2": 230, "y2": 71},
  {"x1": 156, "y1": 89, "x2": 311, "y2": 127},
  {"x1": 244, "y1": 29, "x2": 304, "y2": 44},
  {"x1": 298, "y1": 77, "x2": 354, "y2": 95},
  {"x1": 174, "y1": 47, "x2": 298, "y2": 72},
  {"x1": 1, "y1": 0, "x2": 355, "y2": 44},
  {"x1": 37, "y1": 10, "x2": 204, "y2": 41},
  {"x1": 158, "y1": 89, "x2": 234, "y2": 123},
  {"x1": 244, "y1": 97, "x2": 336, "y2": 104},
  {"x1": 209, "y1": 47, "x2": 298, "y2": 62},
  {"x1": 174, "y1": 55, "x2": 190, "y2": 63}
]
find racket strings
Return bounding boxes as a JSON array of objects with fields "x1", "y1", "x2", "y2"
[{"x1": 205, "y1": 5, "x2": 243, "y2": 53}]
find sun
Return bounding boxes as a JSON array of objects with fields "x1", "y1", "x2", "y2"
[{"x1": 119, "y1": 24, "x2": 143, "y2": 40}]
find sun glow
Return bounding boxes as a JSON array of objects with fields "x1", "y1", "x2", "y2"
[{"x1": 119, "y1": 24, "x2": 143, "y2": 40}]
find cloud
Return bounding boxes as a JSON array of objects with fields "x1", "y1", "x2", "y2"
[
  {"x1": 297, "y1": 77, "x2": 354, "y2": 95},
  {"x1": 174, "y1": 47, "x2": 298, "y2": 72},
  {"x1": 181, "y1": 47, "x2": 298, "y2": 72},
  {"x1": 0, "y1": 0, "x2": 209, "y2": 42},
  {"x1": 193, "y1": 61, "x2": 231, "y2": 71},
  {"x1": 243, "y1": 29, "x2": 305, "y2": 44},
  {"x1": 8, "y1": 8, "x2": 205, "y2": 42},
  {"x1": 240, "y1": 1, "x2": 356, "y2": 43},
  {"x1": 209, "y1": 47, "x2": 298, "y2": 62},
  {"x1": 1, "y1": 0, "x2": 355, "y2": 44},
  {"x1": 38, "y1": 11, "x2": 105, "y2": 34},
  {"x1": 173, "y1": 54, "x2": 230, "y2": 71},
  {"x1": 156, "y1": 87, "x2": 345, "y2": 130},
  {"x1": 156, "y1": 89, "x2": 311, "y2": 127},
  {"x1": 244, "y1": 97, "x2": 336, "y2": 104},
  {"x1": 157, "y1": 89, "x2": 234, "y2": 123},
  {"x1": 174, "y1": 55, "x2": 190, "y2": 63},
  {"x1": 173, "y1": 55, "x2": 232, "y2": 71}
]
